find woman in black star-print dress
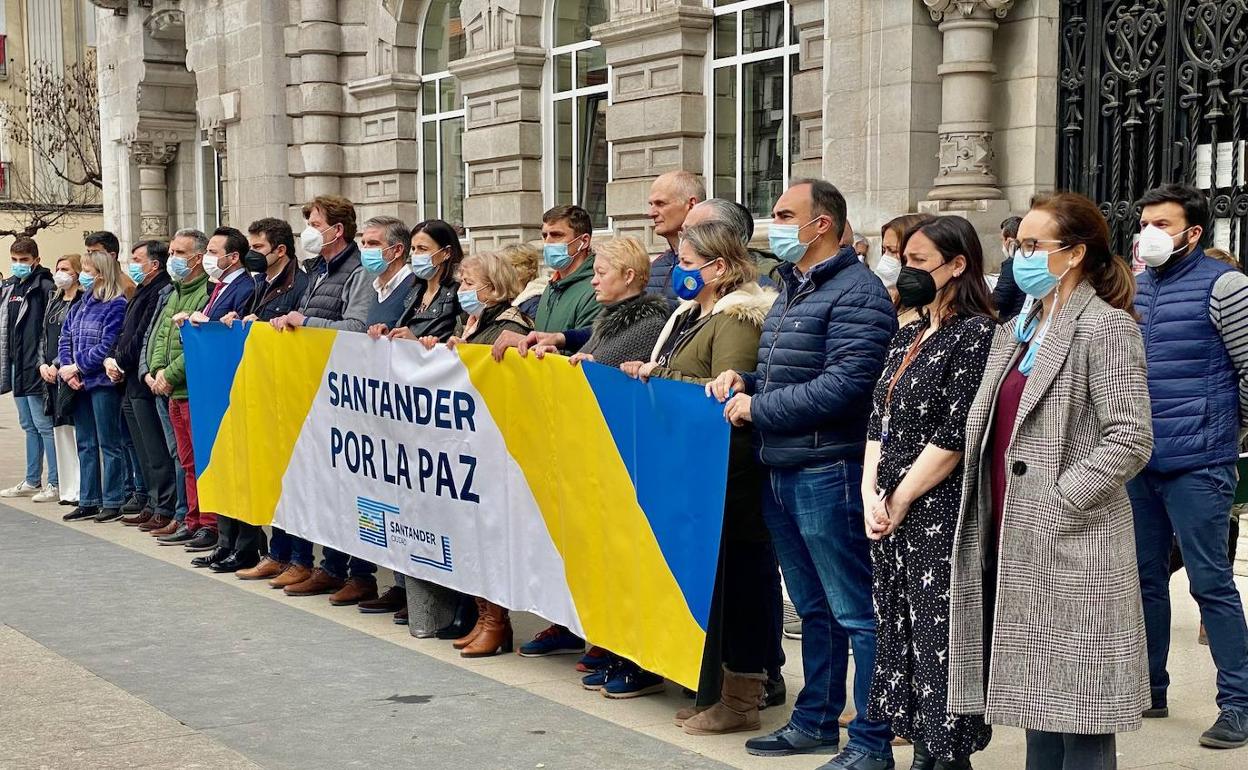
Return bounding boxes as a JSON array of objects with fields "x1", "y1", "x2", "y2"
[{"x1": 862, "y1": 216, "x2": 996, "y2": 766}]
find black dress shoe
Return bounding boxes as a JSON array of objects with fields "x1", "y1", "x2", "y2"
[
  {"x1": 183, "y1": 528, "x2": 219, "y2": 552},
  {"x1": 63, "y1": 505, "x2": 100, "y2": 522},
  {"x1": 191, "y1": 545, "x2": 232, "y2": 568},
  {"x1": 435, "y1": 593, "x2": 481, "y2": 639},
  {"x1": 93, "y1": 507, "x2": 123, "y2": 523},
  {"x1": 59, "y1": 498, "x2": 76, "y2": 506},
  {"x1": 211, "y1": 551, "x2": 261, "y2": 574},
  {"x1": 121, "y1": 495, "x2": 146, "y2": 514},
  {"x1": 157, "y1": 524, "x2": 194, "y2": 545}
]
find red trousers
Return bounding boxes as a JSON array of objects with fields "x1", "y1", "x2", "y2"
[{"x1": 168, "y1": 398, "x2": 217, "y2": 532}]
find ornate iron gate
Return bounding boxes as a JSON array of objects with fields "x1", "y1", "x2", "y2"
[{"x1": 1057, "y1": 0, "x2": 1248, "y2": 259}]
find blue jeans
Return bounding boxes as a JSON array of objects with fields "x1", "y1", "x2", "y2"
[
  {"x1": 14, "y1": 393, "x2": 57, "y2": 487},
  {"x1": 155, "y1": 396, "x2": 188, "y2": 521},
  {"x1": 272, "y1": 532, "x2": 315, "y2": 568},
  {"x1": 1129, "y1": 464, "x2": 1248, "y2": 711},
  {"x1": 119, "y1": 408, "x2": 146, "y2": 500},
  {"x1": 762, "y1": 461, "x2": 892, "y2": 757},
  {"x1": 321, "y1": 547, "x2": 377, "y2": 579},
  {"x1": 74, "y1": 386, "x2": 127, "y2": 508}
]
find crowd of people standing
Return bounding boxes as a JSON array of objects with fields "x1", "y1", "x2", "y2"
[{"x1": 2, "y1": 172, "x2": 1247, "y2": 770}]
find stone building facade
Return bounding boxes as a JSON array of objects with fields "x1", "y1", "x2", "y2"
[
  {"x1": 0, "y1": 0, "x2": 103, "y2": 258},
  {"x1": 87, "y1": 0, "x2": 1062, "y2": 266}
]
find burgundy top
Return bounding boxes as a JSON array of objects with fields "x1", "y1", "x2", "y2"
[{"x1": 989, "y1": 358, "x2": 1028, "y2": 545}]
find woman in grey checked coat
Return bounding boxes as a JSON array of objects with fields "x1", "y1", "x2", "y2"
[{"x1": 947, "y1": 192, "x2": 1154, "y2": 770}]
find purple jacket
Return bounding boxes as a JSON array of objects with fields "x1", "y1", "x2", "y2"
[{"x1": 58, "y1": 291, "x2": 127, "y2": 391}]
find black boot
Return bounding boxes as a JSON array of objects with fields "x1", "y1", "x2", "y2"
[
  {"x1": 935, "y1": 758, "x2": 972, "y2": 770},
  {"x1": 910, "y1": 742, "x2": 936, "y2": 770},
  {"x1": 435, "y1": 592, "x2": 480, "y2": 639}
]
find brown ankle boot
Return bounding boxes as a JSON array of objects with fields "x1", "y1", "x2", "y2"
[
  {"x1": 460, "y1": 602, "x2": 512, "y2": 658},
  {"x1": 452, "y1": 597, "x2": 489, "y2": 650},
  {"x1": 674, "y1": 704, "x2": 710, "y2": 727},
  {"x1": 269, "y1": 564, "x2": 312, "y2": 589},
  {"x1": 682, "y1": 669, "x2": 765, "y2": 735},
  {"x1": 237, "y1": 557, "x2": 287, "y2": 581}
]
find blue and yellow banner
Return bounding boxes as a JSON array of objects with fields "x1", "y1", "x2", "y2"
[{"x1": 182, "y1": 323, "x2": 729, "y2": 688}]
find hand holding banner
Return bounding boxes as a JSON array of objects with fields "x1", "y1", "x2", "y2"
[{"x1": 183, "y1": 322, "x2": 730, "y2": 688}]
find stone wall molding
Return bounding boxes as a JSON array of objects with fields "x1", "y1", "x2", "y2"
[{"x1": 923, "y1": 0, "x2": 1015, "y2": 22}]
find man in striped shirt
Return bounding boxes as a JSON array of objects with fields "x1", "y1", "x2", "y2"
[{"x1": 1128, "y1": 183, "x2": 1248, "y2": 751}]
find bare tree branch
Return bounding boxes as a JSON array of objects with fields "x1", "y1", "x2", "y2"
[
  {"x1": 0, "y1": 166, "x2": 100, "y2": 240},
  {"x1": 0, "y1": 50, "x2": 103, "y2": 191}
]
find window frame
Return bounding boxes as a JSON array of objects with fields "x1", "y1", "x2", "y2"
[
  {"x1": 543, "y1": 1, "x2": 613, "y2": 233},
  {"x1": 419, "y1": 0, "x2": 467, "y2": 231},
  {"x1": 705, "y1": 0, "x2": 801, "y2": 219},
  {"x1": 194, "y1": 131, "x2": 221, "y2": 233}
]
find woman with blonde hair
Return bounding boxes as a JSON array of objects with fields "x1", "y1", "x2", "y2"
[
  {"x1": 526, "y1": 237, "x2": 671, "y2": 370},
  {"x1": 621, "y1": 220, "x2": 782, "y2": 726},
  {"x1": 38, "y1": 254, "x2": 85, "y2": 506},
  {"x1": 417, "y1": 249, "x2": 533, "y2": 658},
  {"x1": 57, "y1": 250, "x2": 130, "y2": 522}
]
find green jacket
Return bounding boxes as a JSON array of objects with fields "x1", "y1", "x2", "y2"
[
  {"x1": 146, "y1": 272, "x2": 210, "y2": 399},
  {"x1": 534, "y1": 255, "x2": 601, "y2": 333}
]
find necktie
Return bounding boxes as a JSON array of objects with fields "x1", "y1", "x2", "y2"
[{"x1": 206, "y1": 281, "x2": 225, "y2": 314}]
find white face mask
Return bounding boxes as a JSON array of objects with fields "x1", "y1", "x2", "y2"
[
  {"x1": 1135, "y1": 224, "x2": 1193, "y2": 267},
  {"x1": 203, "y1": 254, "x2": 224, "y2": 281},
  {"x1": 53, "y1": 271, "x2": 75, "y2": 290},
  {"x1": 874, "y1": 254, "x2": 902, "y2": 288},
  {"x1": 300, "y1": 224, "x2": 334, "y2": 257}
]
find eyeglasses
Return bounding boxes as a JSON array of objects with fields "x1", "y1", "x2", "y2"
[{"x1": 1011, "y1": 239, "x2": 1069, "y2": 259}]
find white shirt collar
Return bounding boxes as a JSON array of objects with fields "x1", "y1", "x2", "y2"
[
  {"x1": 217, "y1": 267, "x2": 244, "y2": 286},
  {"x1": 374, "y1": 264, "x2": 412, "y2": 302}
]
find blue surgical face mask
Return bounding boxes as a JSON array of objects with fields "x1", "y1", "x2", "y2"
[
  {"x1": 411, "y1": 247, "x2": 445, "y2": 280},
  {"x1": 10, "y1": 263, "x2": 32, "y2": 279},
  {"x1": 79, "y1": 273, "x2": 95, "y2": 290},
  {"x1": 361, "y1": 246, "x2": 389, "y2": 274},
  {"x1": 127, "y1": 263, "x2": 146, "y2": 284},
  {"x1": 1011, "y1": 247, "x2": 1070, "y2": 300},
  {"x1": 671, "y1": 262, "x2": 711, "y2": 301},
  {"x1": 769, "y1": 218, "x2": 822, "y2": 264},
  {"x1": 458, "y1": 288, "x2": 486, "y2": 317},
  {"x1": 168, "y1": 256, "x2": 192, "y2": 281},
  {"x1": 544, "y1": 237, "x2": 584, "y2": 271}
]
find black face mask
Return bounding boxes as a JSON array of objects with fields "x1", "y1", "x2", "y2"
[
  {"x1": 896, "y1": 265, "x2": 942, "y2": 308},
  {"x1": 243, "y1": 249, "x2": 269, "y2": 273}
]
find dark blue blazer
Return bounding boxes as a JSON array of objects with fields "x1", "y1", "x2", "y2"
[{"x1": 205, "y1": 271, "x2": 259, "y2": 321}]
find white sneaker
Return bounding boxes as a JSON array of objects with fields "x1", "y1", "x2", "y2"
[
  {"x1": 32, "y1": 485, "x2": 59, "y2": 503},
  {"x1": 0, "y1": 481, "x2": 40, "y2": 498}
]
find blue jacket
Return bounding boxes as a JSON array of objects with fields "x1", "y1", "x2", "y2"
[
  {"x1": 1135, "y1": 247, "x2": 1239, "y2": 473},
  {"x1": 742, "y1": 246, "x2": 897, "y2": 468},
  {"x1": 646, "y1": 248, "x2": 679, "y2": 310},
  {"x1": 59, "y1": 291, "x2": 127, "y2": 392},
  {"x1": 205, "y1": 271, "x2": 258, "y2": 321}
]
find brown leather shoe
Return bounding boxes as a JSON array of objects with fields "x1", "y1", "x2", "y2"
[
  {"x1": 328, "y1": 576, "x2": 378, "y2": 606},
  {"x1": 269, "y1": 563, "x2": 312, "y2": 589},
  {"x1": 357, "y1": 585, "x2": 405, "y2": 613},
  {"x1": 139, "y1": 514, "x2": 172, "y2": 532},
  {"x1": 236, "y1": 557, "x2": 287, "y2": 581},
  {"x1": 284, "y1": 568, "x2": 345, "y2": 597},
  {"x1": 460, "y1": 601, "x2": 512, "y2": 658},
  {"x1": 149, "y1": 519, "x2": 179, "y2": 536},
  {"x1": 121, "y1": 509, "x2": 154, "y2": 527},
  {"x1": 453, "y1": 597, "x2": 488, "y2": 650}
]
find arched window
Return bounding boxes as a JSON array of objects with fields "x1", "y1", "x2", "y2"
[
  {"x1": 421, "y1": 0, "x2": 466, "y2": 230},
  {"x1": 549, "y1": 0, "x2": 609, "y2": 228},
  {"x1": 709, "y1": 1, "x2": 801, "y2": 217}
]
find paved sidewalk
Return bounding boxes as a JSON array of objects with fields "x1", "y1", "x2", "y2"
[{"x1": 1, "y1": 394, "x2": 1247, "y2": 769}]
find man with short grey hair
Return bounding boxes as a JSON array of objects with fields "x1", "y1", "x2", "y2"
[
  {"x1": 683, "y1": 198, "x2": 782, "y2": 288},
  {"x1": 645, "y1": 170, "x2": 706, "y2": 306}
]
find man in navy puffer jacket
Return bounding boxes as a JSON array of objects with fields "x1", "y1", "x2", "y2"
[{"x1": 710, "y1": 180, "x2": 897, "y2": 769}]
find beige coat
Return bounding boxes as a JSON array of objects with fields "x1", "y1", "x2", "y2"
[{"x1": 947, "y1": 281, "x2": 1154, "y2": 734}]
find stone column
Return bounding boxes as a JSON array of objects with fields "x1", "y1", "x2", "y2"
[
  {"x1": 788, "y1": 0, "x2": 826, "y2": 182},
  {"x1": 921, "y1": 0, "x2": 1013, "y2": 202},
  {"x1": 594, "y1": 0, "x2": 711, "y2": 251},
  {"x1": 450, "y1": 0, "x2": 546, "y2": 252},
  {"x1": 293, "y1": 0, "x2": 346, "y2": 200},
  {"x1": 918, "y1": 0, "x2": 1014, "y2": 264},
  {"x1": 126, "y1": 131, "x2": 181, "y2": 241}
]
